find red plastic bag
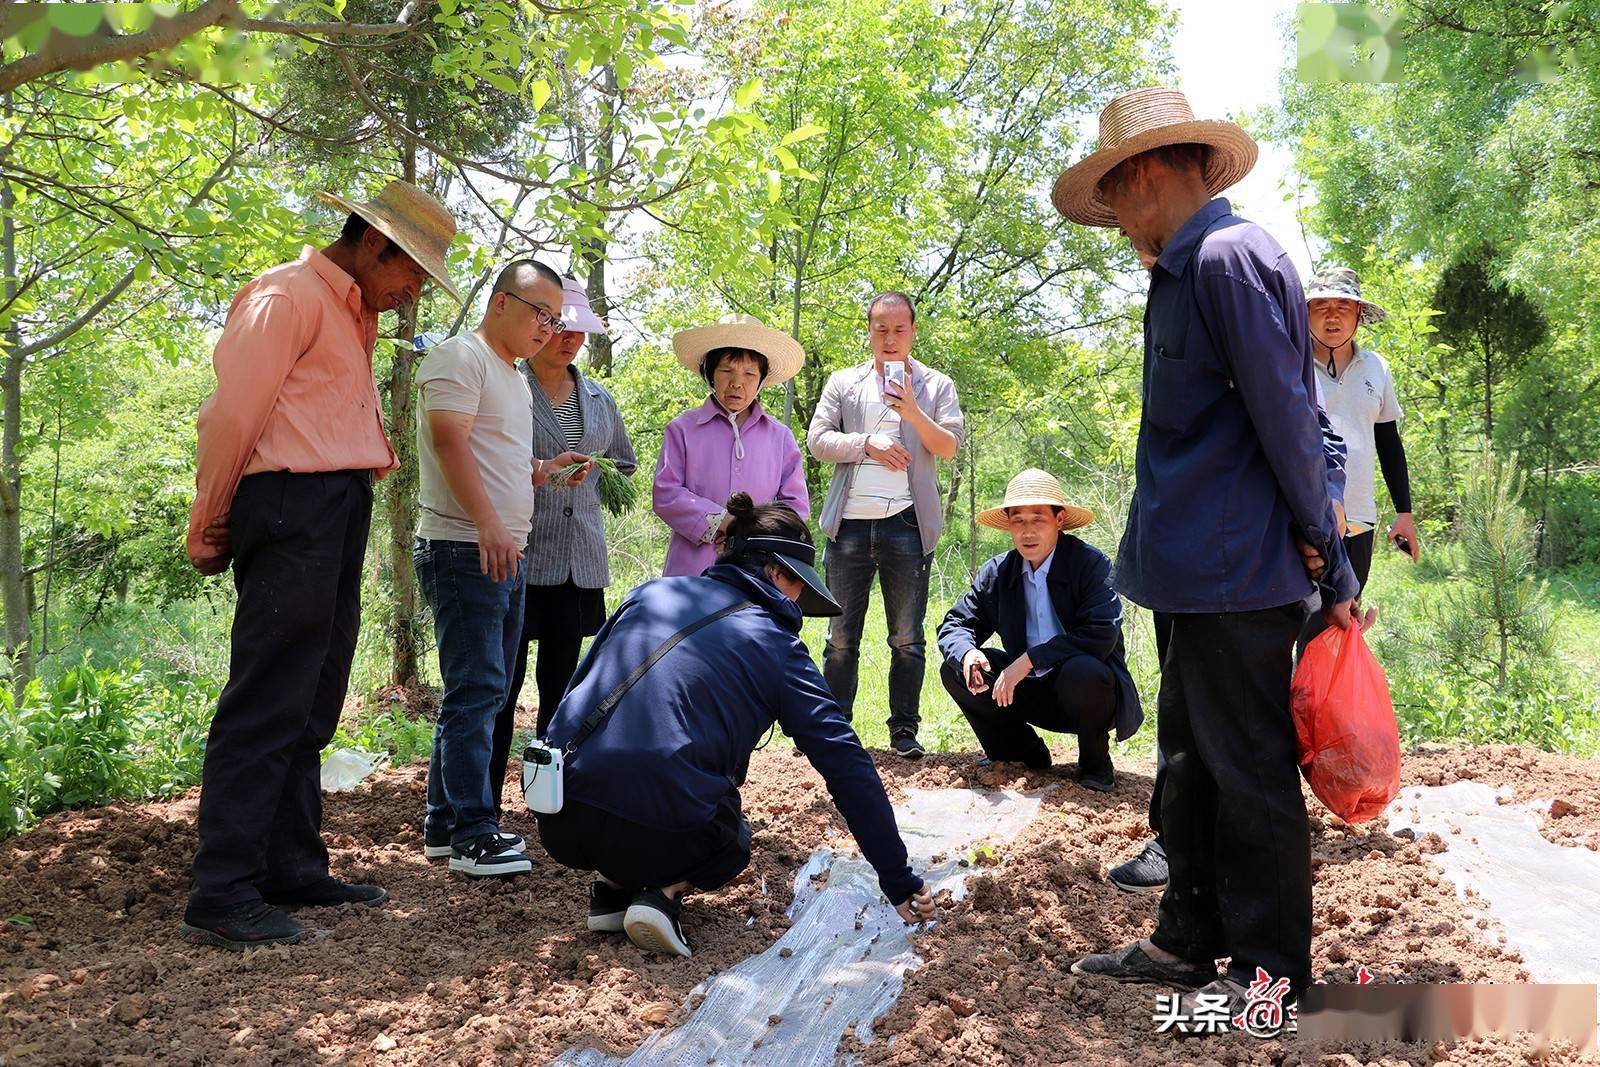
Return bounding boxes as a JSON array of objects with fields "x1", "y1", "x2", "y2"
[{"x1": 1290, "y1": 623, "x2": 1401, "y2": 823}]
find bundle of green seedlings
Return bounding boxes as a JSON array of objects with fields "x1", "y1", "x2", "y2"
[{"x1": 551, "y1": 453, "x2": 635, "y2": 515}]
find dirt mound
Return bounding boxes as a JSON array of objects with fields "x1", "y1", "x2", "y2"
[{"x1": 2, "y1": 745, "x2": 1595, "y2": 1066}]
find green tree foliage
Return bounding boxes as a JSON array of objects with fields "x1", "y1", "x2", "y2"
[
  {"x1": 1430, "y1": 247, "x2": 1547, "y2": 444},
  {"x1": 1278, "y1": 1, "x2": 1600, "y2": 556},
  {"x1": 1435, "y1": 446, "x2": 1553, "y2": 691},
  {"x1": 642, "y1": 0, "x2": 1171, "y2": 565}
]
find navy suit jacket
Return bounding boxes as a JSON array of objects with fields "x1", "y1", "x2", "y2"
[{"x1": 937, "y1": 532, "x2": 1143, "y2": 740}]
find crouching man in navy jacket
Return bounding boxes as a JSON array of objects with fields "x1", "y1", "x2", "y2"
[
  {"x1": 537, "y1": 492, "x2": 936, "y2": 958},
  {"x1": 936, "y1": 469, "x2": 1142, "y2": 790}
]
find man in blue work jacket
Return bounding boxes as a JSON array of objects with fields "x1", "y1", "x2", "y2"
[{"x1": 1055, "y1": 88, "x2": 1360, "y2": 1013}]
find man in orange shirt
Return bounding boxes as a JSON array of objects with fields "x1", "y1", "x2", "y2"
[{"x1": 181, "y1": 182, "x2": 462, "y2": 950}]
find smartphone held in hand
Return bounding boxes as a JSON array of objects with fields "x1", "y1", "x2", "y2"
[{"x1": 884, "y1": 360, "x2": 905, "y2": 392}]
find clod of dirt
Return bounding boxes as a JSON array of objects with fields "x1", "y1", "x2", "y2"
[{"x1": 112, "y1": 994, "x2": 149, "y2": 1025}]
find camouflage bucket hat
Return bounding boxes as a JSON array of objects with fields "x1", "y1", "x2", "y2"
[{"x1": 1305, "y1": 266, "x2": 1388, "y2": 326}]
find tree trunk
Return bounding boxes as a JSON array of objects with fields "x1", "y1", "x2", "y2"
[
  {"x1": 385, "y1": 143, "x2": 424, "y2": 689},
  {"x1": 966, "y1": 436, "x2": 977, "y2": 577},
  {"x1": 1483, "y1": 352, "x2": 1494, "y2": 444},
  {"x1": 0, "y1": 164, "x2": 33, "y2": 693},
  {"x1": 1435, "y1": 377, "x2": 1452, "y2": 489},
  {"x1": 579, "y1": 65, "x2": 617, "y2": 377},
  {"x1": 581, "y1": 253, "x2": 612, "y2": 375}
]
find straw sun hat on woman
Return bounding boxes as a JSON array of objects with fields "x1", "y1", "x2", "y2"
[
  {"x1": 1051, "y1": 87, "x2": 1259, "y2": 229},
  {"x1": 977, "y1": 469, "x2": 1095, "y2": 532},
  {"x1": 671, "y1": 313, "x2": 806, "y2": 388}
]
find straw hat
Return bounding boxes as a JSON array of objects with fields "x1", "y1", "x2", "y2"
[
  {"x1": 317, "y1": 180, "x2": 463, "y2": 303},
  {"x1": 559, "y1": 276, "x2": 607, "y2": 334},
  {"x1": 672, "y1": 313, "x2": 806, "y2": 388},
  {"x1": 976, "y1": 469, "x2": 1095, "y2": 532},
  {"x1": 1052, "y1": 87, "x2": 1259, "y2": 228},
  {"x1": 1305, "y1": 266, "x2": 1388, "y2": 325}
]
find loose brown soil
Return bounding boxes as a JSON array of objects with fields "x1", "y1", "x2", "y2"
[{"x1": 2, "y1": 743, "x2": 1596, "y2": 1066}]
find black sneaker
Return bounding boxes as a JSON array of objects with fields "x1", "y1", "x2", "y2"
[
  {"x1": 588, "y1": 879, "x2": 632, "y2": 933},
  {"x1": 1070, "y1": 940, "x2": 1216, "y2": 991},
  {"x1": 891, "y1": 732, "x2": 926, "y2": 760},
  {"x1": 449, "y1": 833, "x2": 533, "y2": 878},
  {"x1": 623, "y1": 888, "x2": 692, "y2": 957},
  {"x1": 1108, "y1": 839, "x2": 1168, "y2": 893},
  {"x1": 180, "y1": 900, "x2": 303, "y2": 951},
  {"x1": 426, "y1": 831, "x2": 522, "y2": 861},
  {"x1": 261, "y1": 877, "x2": 388, "y2": 910}
]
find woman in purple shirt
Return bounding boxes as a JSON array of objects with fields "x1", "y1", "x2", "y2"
[{"x1": 654, "y1": 314, "x2": 810, "y2": 576}]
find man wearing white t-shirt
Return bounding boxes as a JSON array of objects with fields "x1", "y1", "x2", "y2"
[
  {"x1": 1302, "y1": 266, "x2": 1419, "y2": 648},
  {"x1": 415, "y1": 260, "x2": 591, "y2": 878},
  {"x1": 808, "y1": 292, "x2": 965, "y2": 758}
]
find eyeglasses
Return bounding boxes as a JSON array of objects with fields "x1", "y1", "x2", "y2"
[{"x1": 499, "y1": 289, "x2": 563, "y2": 332}]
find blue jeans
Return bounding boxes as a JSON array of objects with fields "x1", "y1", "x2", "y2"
[
  {"x1": 416, "y1": 539, "x2": 527, "y2": 846},
  {"x1": 822, "y1": 509, "x2": 932, "y2": 735}
]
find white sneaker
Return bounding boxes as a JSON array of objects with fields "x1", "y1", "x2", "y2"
[
  {"x1": 426, "y1": 831, "x2": 522, "y2": 861},
  {"x1": 448, "y1": 833, "x2": 533, "y2": 878}
]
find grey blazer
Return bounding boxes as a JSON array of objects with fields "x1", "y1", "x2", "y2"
[{"x1": 523, "y1": 365, "x2": 637, "y2": 588}]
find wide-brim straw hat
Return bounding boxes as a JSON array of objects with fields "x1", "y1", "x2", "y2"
[
  {"x1": 1052, "y1": 87, "x2": 1259, "y2": 228},
  {"x1": 977, "y1": 468, "x2": 1095, "y2": 532},
  {"x1": 559, "y1": 276, "x2": 607, "y2": 334},
  {"x1": 317, "y1": 180, "x2": 463, "y2": 303},
  {"x1": 1305, "y1": 266, "x2": 1388, "y2": 326},
  {"x1": 672, "y1": 313, "x2": 806, "y2": 388}
]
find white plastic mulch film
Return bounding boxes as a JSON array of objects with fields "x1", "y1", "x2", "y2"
[
  {"x1": 556, "y1": 786, "x2": 1043, "y2": 1067},
  {"x1": 318, "y1": 747, "x2": 389, "y2": 791},
  {"x1": 1387, "y1": 781, "x2": 1600, "y2": 1040}
]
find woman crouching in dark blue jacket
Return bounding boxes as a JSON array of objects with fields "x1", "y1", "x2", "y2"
[{"x1": 537, "y1": 492, "x2": 936, "y2": 957}]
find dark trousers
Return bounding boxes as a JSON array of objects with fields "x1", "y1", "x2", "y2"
[
  {"x1": 189, "y1": 471, "x2": 372, "y2": 910},
  {"x1": 822, "y1": 509, "x2": 932, "y2": 735},
  {"x1": 1148, "y1": 614, "x2": 1174, "y2": 841},
  {"x1": 490, "y1": 626, "x2": 581, "y2": 819},
  {"x1": 938, "y1": 649, "x2": 1116, "y2": 770},
  {"x1": 537, "y1": 794, "x2": 752, "y2": 892},
  {"x1": 416, "y1": 540, "x2": 526, "y2": 846},
  {"x1": 1148, "y1": 606, "x2": 1312, "y2": 993},
  {"x1": 1147, "y1": 532, "x2": 1377, "y2": 844}
]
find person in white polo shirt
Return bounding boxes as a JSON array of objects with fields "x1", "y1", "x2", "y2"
[{"x1": 1301, "y1": 266, "x2": 1419, "y2": 648}]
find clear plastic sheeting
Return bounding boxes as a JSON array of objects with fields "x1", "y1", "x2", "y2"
[
  {"x1": 556, "y1": 787, "x2": 1043, "y2": 1067},
  {"x1": 1387, "y1": 782, "x2": 1600, "y2": 1031},
  {"x1": 319, "y1": 747, "x2": 388, "y2": 791}
]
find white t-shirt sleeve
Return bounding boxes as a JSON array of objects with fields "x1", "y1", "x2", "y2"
[
  {"x1": 1376, "y1": 355, "x2": 1402, "y2": 422},
  {"x1": 417, "y1": 338, "x2": 486, "y2": 416}
]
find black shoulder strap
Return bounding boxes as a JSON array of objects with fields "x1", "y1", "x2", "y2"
[{"x1": 564, "y1": 599, "x2": 754, "y2": 755}]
